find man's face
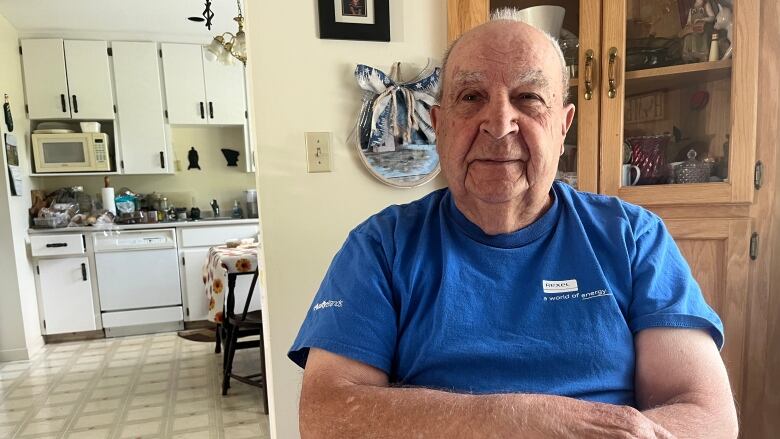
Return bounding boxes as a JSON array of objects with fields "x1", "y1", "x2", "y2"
[{"x1": 432, "y1": 22, "x2": 575, "y2": 209}]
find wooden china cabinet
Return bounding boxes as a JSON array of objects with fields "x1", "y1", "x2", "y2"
[{"x1": 448, "y1": 1, "x2": 778, "y2": 437}]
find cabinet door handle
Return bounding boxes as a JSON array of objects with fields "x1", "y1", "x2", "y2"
[
  {"x1": 81, "y1": 263, "x2": 87, "y2": 281},
  {"x1": 199, "y1": 102, "x2": 205, "y2": 119},
  {"x1": 159, "y1": 151, "x2": 165, "y2": 169},
  {"x1": 583, "y1": 49, "x2": 594, "y2": 101},
  {"x1": 607, "y1": 47, "x2": 618, "y2": 99},
  {"x1": 46, "y1": 243, "x2": 68, "y2": 248},
  {"x1": 60, "y1": 94, "x2": 67, "y2": 112},
  {"x1": 208, "y1": 102, "x2": 214, "y2": 119},
  {"x1": 72, "y1": 95, "x2": 79, "y2": 113}
]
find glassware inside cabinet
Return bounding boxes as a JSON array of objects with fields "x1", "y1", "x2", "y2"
[{"x1": 620, "y1": 0, "x2": 732, "y2": 188}]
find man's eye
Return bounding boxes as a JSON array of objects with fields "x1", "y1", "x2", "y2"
[{"x1": 518, "y1": 93, "x2": 541, "y2": 101}]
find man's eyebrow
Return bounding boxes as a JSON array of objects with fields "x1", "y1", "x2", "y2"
[
  {"x1": 450, "y1": 71, "x2": 486, "y2": 89},
  {"x1": 513, "y1": 69, "x2": 551, "y2": 91}
]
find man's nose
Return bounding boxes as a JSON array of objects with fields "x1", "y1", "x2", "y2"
[{"x1": 480, "y1": 96, "x2": 519, "y2": 139}]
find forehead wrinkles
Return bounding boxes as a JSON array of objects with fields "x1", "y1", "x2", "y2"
[{"x1": 449, "y1": 67, "x2": 551, "y2": 91}]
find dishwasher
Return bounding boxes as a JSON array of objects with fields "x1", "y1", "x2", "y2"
[{"x1": 93, "y1": 229, "x2": 183, "y2": 336}]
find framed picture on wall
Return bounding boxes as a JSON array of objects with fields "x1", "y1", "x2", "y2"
[{"x1": 317, "y1": 0, "x2": 390, "y2": 42}]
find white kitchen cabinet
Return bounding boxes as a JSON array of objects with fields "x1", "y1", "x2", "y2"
[
  {"x1": 178, "y1": 224, "x2": 260, "y2": 321},
  {"x1": 20, "y1": 39, "x2": 70, "y2": 119},
  {"x1": 36, "y1": 257, "x2": 97, "y2": 334},
  {"x1": 64, "y1": 40, "x2": 115, "y2": 119},
  {"x1": 112, "y1": 41, "x2": 171, "y2": 174},
  {"x1": 160, "y1": 43, "x2": 246, "y2": 126},
  {"x1": 181, "y1": 247, "x2": 211, "y2": 321},
  {"x1": 202, "y1": 50, "x2": 247, "y2": 125},
  {"x1": 20, "y1": 39, "x2": 115, "y2": 120}
]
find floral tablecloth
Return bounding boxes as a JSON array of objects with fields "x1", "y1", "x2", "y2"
[{"x1": 204, "y1": 243, "x2": 261, "y2": 323}]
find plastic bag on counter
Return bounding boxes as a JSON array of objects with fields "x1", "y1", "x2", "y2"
[
  {"x1": 34, "y1": 203, "x2": 77, "y2": 228},
  {"x1": 115, "y1": 193, "x2": 136, "y2": 214}
]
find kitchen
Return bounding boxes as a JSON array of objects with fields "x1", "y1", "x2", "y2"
[{"x1": 0, "y1": 1, "x2": 270, "y2": 437}]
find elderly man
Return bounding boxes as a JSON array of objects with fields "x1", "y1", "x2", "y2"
[{"x1": 288, "y1": 10, "x2": 738, "y2": 439}]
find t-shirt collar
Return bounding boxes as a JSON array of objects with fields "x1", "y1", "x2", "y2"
[{"x1": 445, "y1": 182, "x2": 562, "y2": 248}]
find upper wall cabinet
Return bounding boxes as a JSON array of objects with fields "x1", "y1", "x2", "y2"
[
  {"x1": 21, "y1": 39, "x2": 115, "y2": 120},
  {"x1": 111, "y1": 41, "x2": 171, "y2": 175},
  {"x1": 160, "y1": 43, "x2": 246, "y2": 126}
]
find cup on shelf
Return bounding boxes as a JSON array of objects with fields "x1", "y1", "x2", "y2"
[
  {"x1": 79, "y1": 121, "x2": 101, "y2": 133},
  {"x1": 621, "y1": 164, "x2": 641, "y2": 186}
]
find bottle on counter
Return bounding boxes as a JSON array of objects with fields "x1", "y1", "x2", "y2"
[
  {"x1": 231, "y1": 200, "x2": 244, "y2": 219},
  {"x1": 159, "y1": 197, "x2": 168, "y2": 222}
]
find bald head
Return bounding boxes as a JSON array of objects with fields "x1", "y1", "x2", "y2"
[{"x1": 437, "y1": 12, "x2": 569, "y2": 106}]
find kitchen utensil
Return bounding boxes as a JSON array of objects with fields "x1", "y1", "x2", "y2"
[
  {"x1": 245, "y1": 189, "x2": 258, "y2": 219},
  {"x1": 514, "y1": 5, "x2": 565, "y2": 37},
  {"x1": 621, "y1": 164, "x2": 641, "y2": 186},
  {"x1": 36, "y1": 121, "x2": 73, "y2": 130},
  {"x1": 189, "y1": 206, "x2": 201, "y2": 220},
  {"x1": 33, "y1": 129, "x2": 75, "y2": 134},
  {"x1": 675, "y1": 149, "x2": 714, "y2": 184},
  {"x1": 4, "y1": 94, "x2": 13, "y2": 132},
  {"x1": 79, "y1": 121, "x2": 101, "y2": 133},
  {"x1": 627, "y1": 134, "x2": 670, "y2": 185}
]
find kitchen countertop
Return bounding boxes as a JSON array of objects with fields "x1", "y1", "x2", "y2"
[{"x1": 28, "y1": 218, "x2": 259, "y2": 234}]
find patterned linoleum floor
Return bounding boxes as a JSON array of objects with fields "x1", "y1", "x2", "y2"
[{"x1": 0, "y1": 332, "x2": 269, "y2": 438}]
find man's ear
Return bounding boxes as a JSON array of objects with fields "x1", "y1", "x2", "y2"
[
  {"x1": 431, "y1": 105, "x2": 441, "y2": 131},
  {"x1": 562, "y1": 103, "x2": 576, "y2": 135}
]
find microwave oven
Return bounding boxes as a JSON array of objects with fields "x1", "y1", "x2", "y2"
[{"x1": 32, "y1": 132, "x2": 111, "y2": 173}]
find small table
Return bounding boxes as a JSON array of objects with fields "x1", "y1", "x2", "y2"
[{"x1": 203, "y1": 243, "x2": 261, "y2": 351}]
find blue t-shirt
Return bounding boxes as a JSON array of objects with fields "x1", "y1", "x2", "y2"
[{"x1": 288, "y1": 182, "x2": 724, "y2": 406}]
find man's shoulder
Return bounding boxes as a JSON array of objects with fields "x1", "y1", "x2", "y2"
[
  {"x1": 554, "y1": 182, "x2": 661, "y2": 238},
  {"x1": 350, "y1": 188, "x2": 448, "y2": 241}
]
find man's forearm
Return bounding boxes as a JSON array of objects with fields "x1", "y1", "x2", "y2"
[
  {"x1": 300, "y1": 382, "x2": 669, "y2": 439},
  {"x1": 642, "y1": 395, "x2": 739, "y2": 439}
]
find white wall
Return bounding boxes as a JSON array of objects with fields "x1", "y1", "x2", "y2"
[
  {"x1": 0, "y1": 12, "x2": 42, "y2": 361},
  {"x1": 246, "y1": 1, "x2": 446, "y2": 437}
]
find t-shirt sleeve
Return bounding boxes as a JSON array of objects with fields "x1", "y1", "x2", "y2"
[
  {"x1": 288, "y1": 228, "x2": 397, "y2": 373},
  {"x1": 627, "y1": 214, "x2": 725, "y2": 350}
]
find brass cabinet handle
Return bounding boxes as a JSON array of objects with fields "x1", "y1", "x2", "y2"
[
  {"x1": 608, "y1": 47, "x2": 618, "y2": 99},
  {"x1": 584, "y1": 49, "x2": 594, "y2": 101}
]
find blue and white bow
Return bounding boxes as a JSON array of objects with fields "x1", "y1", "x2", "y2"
[{"x1": 355, "y1": 64, "x2": 440, "y2": 151}]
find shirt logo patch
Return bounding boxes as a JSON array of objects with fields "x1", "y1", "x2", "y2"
[
  {"x1": 313, "y1": 300, "x2": 343, "y2": 311},
  {"x1": 542, "y1": 279, "x2": 578, "y2": 294}
]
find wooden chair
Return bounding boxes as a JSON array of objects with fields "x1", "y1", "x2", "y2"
[{"x1": 221, "y1": 269, "x2": 269, "y2": 414}]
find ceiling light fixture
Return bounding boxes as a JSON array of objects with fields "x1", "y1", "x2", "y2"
[{"x1": 204, "y1": 0, "x2": 246, "y2": 66}]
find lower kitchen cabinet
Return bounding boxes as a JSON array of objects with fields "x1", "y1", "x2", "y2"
[
  {"x1": 181, "y1": 247, "x2": 211, "y2": 321},
  {"x1": 36, "y1": 257, "x2": 97, "y2": 334},
  {"x1": 178, "y1": 224, "x2": 260, "y2": 321}
]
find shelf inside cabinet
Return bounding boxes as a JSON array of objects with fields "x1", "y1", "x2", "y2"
[
  {"x1": 568, "y1": 78, "x2": 578, "y2": 88},
  {"x1": 625, "y1": 60, "x2": 732, "y2": 95}
]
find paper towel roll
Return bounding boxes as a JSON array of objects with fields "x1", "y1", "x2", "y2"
[{"x1": 102, "y1": 187, "x2": 116, "y2": 214}]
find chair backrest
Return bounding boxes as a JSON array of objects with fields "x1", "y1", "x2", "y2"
[{"x1": 225, "y1": 269, "x2": 259, "y2": 323}]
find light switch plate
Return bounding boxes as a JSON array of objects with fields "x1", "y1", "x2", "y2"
[{"x1": 305, "y1": 132, "x2": 332, "y2": 173}]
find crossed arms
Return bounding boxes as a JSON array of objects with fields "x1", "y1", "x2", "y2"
[{"x1": 299, "y1": 328, "x2": 738, "y2": 438}]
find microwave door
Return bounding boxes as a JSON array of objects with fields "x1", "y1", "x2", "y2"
[{"x1": 38, "y1": 140, "x2": 93, "y2": 172}]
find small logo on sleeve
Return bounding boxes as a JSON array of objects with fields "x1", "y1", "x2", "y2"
[
  {"x1": 313, "y1": 300, "x2": 343, "y2": 311},
  {"x1": 542, "y1": 279, "x2": 578, "y2": 294}
]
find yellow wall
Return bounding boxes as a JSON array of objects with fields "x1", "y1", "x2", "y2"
[
  {"x1": 246, "y1": 1, "x2": 446, "y2": 437},
  {"x1": 34, "y1": 126, "x2": 256, "y2": 214},
  {"x1": 0, "y1": 12, "x2": 41, "y2": 361}
]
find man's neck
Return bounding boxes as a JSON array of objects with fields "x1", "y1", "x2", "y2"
[{"x1": 453, "y1": 192, "x2": 553, "y2": 236}]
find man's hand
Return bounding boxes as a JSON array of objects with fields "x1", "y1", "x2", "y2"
[
  {"x1": 299, "y1": 348, "x2": 676, "y2": 438},
  {"x1": 554, "y1": 403, "x2": 675, "y2": 439}
]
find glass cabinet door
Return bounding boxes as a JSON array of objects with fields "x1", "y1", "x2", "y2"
[
  {"x1": 599, "y1": 0, "x2": 759, "y2": 205},
  {"x1": 489, "y1": 0, "x2": 601, "y2": 193},
  {"x1": 448, "y1": 0, "x2": 602, "y2": 193}
]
